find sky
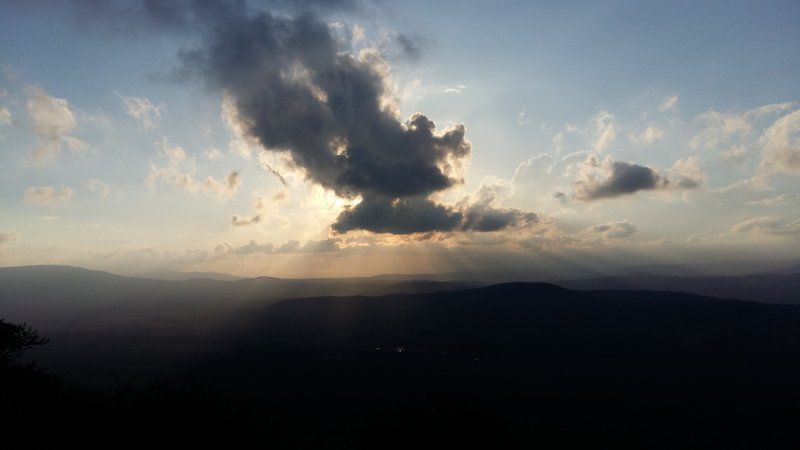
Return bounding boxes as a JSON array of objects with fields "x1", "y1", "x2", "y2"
[{"x1": 0, "y1": 0, "x2": 799, "y2": 278}]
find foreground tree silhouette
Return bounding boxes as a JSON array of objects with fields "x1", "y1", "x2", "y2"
[
  {"x1": 0, "y1": 319, "x2": 48, "y2": 367},
  {"x1": 0, "y1": 317, "x2": 276, "y2": 448}
]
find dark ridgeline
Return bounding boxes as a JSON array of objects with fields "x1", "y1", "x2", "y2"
[{"x1": 3, "y1": 280, "x2": 800, "y2": 448}]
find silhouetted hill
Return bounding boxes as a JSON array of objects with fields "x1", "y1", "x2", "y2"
[
  {"x1": 5, "y1": 280, "x2": 800, "y2": 448},
  {"x1": 180, "y1": 282, "x2": 800, "y2": 448},
  {"x1": 0, "y1": 265, "x2": 481, "y2": 384},
  {"x1": 552, "y1": 272, "x2": 800, "y2": 303}
]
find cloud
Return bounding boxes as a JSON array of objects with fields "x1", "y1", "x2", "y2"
[
  {"x1": 592, "y1": 111, "x2": 617, "y2": 153},
  {"x1": 204, "y1": 148, "x2": 224, "y2": 160},
  {"x1": 332, "y1": 185, "x2": 538, "y2": 235},
  {"x1": 23, "y1": 186, "x2": 74, "y2": 207},
  {"x1": 392, "y1": 33, "x2": 424, "y2": 62},
  {"x1": 231, "y1": 214, "x2": 261, "y2": 226},
  {"x1": 443, "y1": 84, "x2": 466, "y2": 94},
  {"x1": 518, "y1": 106, "x2": 530, "y2": 126},
  {"x1": 257, "y1": 152, "x2": 289, "y2": 186},
  {"x1": 230, "y1": 237, "x2": 341, "y2": 255},
  {"x1": 26, "y1": 86, "x2": 87, "y2": 166},
  {"x1": 171, "y1": 8, "x2": 536, "y2": 235},
  {"x1": 0, "y1": 106, "x2": 11, "y2": 125},
  {"x1": 0, "y1": 230, "x2": 18, "y2": 247},
  {"x1": 147, "y1": 138, "x2": 241, "y2": 200},
  {"x1": 572, "y1": 154, "x2": 664, "y2": 200},
  {"x1": 221, "y1": 92, "x2": 261, "y2": 159},
  {"x1": 731, "y1": 217, "x2": 800, "y2": 236},
  {"x1": 73, "y1": 1, "x2": 532, "y2": 236},
  {"x1": 233, "y1": 240, "x2": 273, "y2": 255},
  {"x1": 756, "y1": 108, "x2": 800, "y2": 178},
  {"x1": 333, "y1": 196, "x2": 463, "y2": 234},
  {"x1": 299, "y1": 238, "x2": 341, "y2": 253},
  {"x1": 746, "y1": 193, "x2": 797, "y2": 207},
  {"x1": 659, "y1": 95, "x2": 678, "y2": 112},
  {"x1": 572, "y1": 154, "x2": 705, "y2": 201},
  {"x1": 709, "y1": 177, "x2": 770, "y2": 195},
  {"x1": 690, "y1": 102, "x2": 794, "y2": 152},
  {"x1": 667, "y1": 156, "x2": 707, "y2": 189},
  {"x1": 587, "y1": 220, "x2": 638, "y2": 239},
  {"x1": 202, "y1": 170, "x2": 241, "y2": 198},
  {"x1": 184, "y1": 20, "x2": 471, "y2": 198},
  {"x1": 458, "y1": 185, "x2": 538, "y2": 232},
  {"x1": 629, "y1": 125, "x2": 664, "y2": 145},
  {"x1": 83, "y1": 177, "x2": 111, "y2": 197},
  {"x1": 117, "y1": 92, "x2": 164, "y2": 129}
]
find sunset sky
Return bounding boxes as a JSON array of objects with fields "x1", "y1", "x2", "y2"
[{"x1": 1, "y1": 0, "x2": 799, "y2": 277}]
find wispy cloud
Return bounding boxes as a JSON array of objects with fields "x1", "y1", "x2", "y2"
[
  {"x1": 117, "y1": 92, "x2": 164, "y2": 129},
  {"x1": 731, "y1": 217, "x2": 800, "y2": 236},
  {"x1": 26, "y1": 86, "x2": 87, "y2": 166},
  {"x1": 23, "y1": 186, "x2": 74, "y2": 207},
  {"x1": 659, "y1": 94, "x2": 678, "y2": 112}
]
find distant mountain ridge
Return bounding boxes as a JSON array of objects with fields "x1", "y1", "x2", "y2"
[
  {"x1": 6, "y1": 278, "x2": 800, "y2": 447},
  {"x1": 552, "y1": 272, "x2": 800, "y2": 304}
]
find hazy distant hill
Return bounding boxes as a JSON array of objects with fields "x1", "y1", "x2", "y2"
[
  {"x1": 552, "y1": 272, "x2": 800, "y2": 304},
  {"x1": 137, "y1": 270, "x2": 245, "y2": 281},
  {"x1": 0, "y1": 265, "x2": 482, "y2": 318},
  {"x1": 0, "y1": 265, "x2": 482, "y2": 383}
]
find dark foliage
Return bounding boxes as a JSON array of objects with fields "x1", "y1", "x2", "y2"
[{"x1": 0, "y1": 319, "x2": 48, "y2": 365}]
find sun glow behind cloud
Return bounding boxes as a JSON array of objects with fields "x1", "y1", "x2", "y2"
[{"x1": 0, "y1": 1, "x2": 799, "y2": 277}]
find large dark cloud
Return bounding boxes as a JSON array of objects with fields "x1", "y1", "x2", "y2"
[
  {"x1": 332, "y1": 186, "x2": 538, "y2": 235},
  {"x1": 573, "y1": 155, "x2": 664, "y2": 200},
  {"x1": 333, "y1": 196, "x2": 463, "y2": 234},
  {"x1": 459, "y1": 186, "x2": 538, "y2": 232},
  {"x1": 172, "y1": 4, "x2": 532, "y2": 234},
  {"x1": 180, "y1": 14, "x2": 471, "y2": 200},
  {"x1": 74, "y1": 0, "x2": 535, "y2": 235},
  {"x1": 572, "y1": 154, "x2": 704, "y2": 201}
]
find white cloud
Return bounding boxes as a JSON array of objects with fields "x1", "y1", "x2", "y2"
[
  {"x1": 667, "y1": 156, "x2": 707, "y2": 189},
  {"x1": 83, "y1": 178, "x2": 111, "y2": 197},
  {"x1": 586, "y1": 219, "x2": 638, "y2": 239},
  {"x1": 659, "y1": 95, "x2": 678, "y2": 112},
  {"x1": 731, "y1": 217, "x2": 800, "y2": 236},
  {"x1": 26, "y1": 86, "x2": 87, "y2": 166},
  {"x1": 0, "y1": 106, "x2": 11, "y2": 125},
  {"x1": 156, "y1": 136, "x2": 187, "y2": 163},
  {"x1": 202, "y1": 170, "x2": 241, "y2": 198},
  {"x1": 117, "y1": 92, "x2": 163, "y2": 129},
  {"x1": 745, "y1": 193, "x2": 797, "y2": 207},
  {"x1": 221, "y1": 91, "x2": 261, "y2": 159},
  {"x1": 690, "y1": 102, "x2": 795, "y2": 152},
  {"x1": 204, "y1": 148, "x2": 224, "y2": 161},
  {"x1": 518, "y1": 105, "x2": 530, "y2": 126},
  {"x1": 756, "y1": 108, "x2": 800, "y2": 178},
  {"x1": 23, "y1": 186, "x2": 74, "y2": 207},
  {"x1": 352, "y1": 24, "x2": 365, "y2": 43},
  {"x1": 592, "y1": 110, "x2": 617, "y2": 153},
  {"x1": 147, "y1": 138, "x2": 241, "y2": 200},
  {"x1": 442, "y1": 84, "x2": 466, "y2": 94},
  {"x1": 629, "y1": 125, "x2": 664, "y2": 145}
]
